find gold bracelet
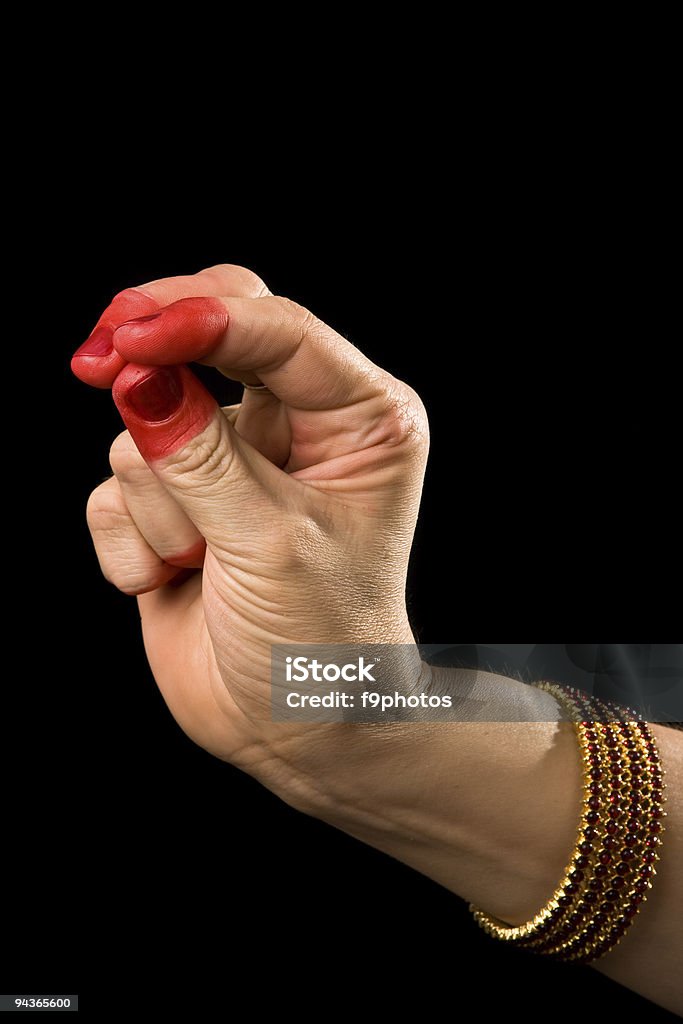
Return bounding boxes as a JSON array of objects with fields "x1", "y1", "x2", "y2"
[{"x1": 470, "y1": 683, "x2": 666, "y2": 963}]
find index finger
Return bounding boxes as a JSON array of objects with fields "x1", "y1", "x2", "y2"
[{"x1": 71, "y1": 264, "x2": 270, "y2": 388}]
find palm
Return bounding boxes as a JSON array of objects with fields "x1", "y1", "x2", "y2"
[{"x1": 138, "y1": 388, "x2": 418, "y2": 758}]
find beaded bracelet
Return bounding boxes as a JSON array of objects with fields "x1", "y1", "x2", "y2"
[{"x1": 470, "y1": 683, "x2": 666, "y2": 963}]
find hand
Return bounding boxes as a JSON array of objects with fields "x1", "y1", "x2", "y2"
[
  {"x1": 74, "y1": 269, "x2": 683, "y2": 1015},
  {"x1": 75, "y1": 264, "x2": 429, "y2": 797}
]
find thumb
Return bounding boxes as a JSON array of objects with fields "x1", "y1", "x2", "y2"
[{"x1": 112, "y1": 363, "x2": 280, "y2": 552}]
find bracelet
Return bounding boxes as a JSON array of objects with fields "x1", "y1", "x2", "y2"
[{"x1": 470, "y1": 683, "x2": 666, "y2": 963}]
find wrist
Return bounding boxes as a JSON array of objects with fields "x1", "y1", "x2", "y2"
[
  {"x1": 249, "y1": 667, "x2": 583, "y2": 926},
  {"x1": 242, "y1": 649, "x2": 433, "y2": 817}
]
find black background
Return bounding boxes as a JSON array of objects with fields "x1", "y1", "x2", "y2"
[{"x1": 4, "y1": 193, "x2": 678, "y2": 1020}]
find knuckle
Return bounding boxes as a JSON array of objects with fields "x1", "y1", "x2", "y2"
[
  {"x1": 106, "y1": 560, "x2": 164, "y2": 596},
  {"x1": 109, "y1": 286, "x2": 143, "y2": 306},
  {"x1": 163, "y1": 418, "x2": 237, "y2": 495},
  {"x1": 382, "y1": 381, "x2": 430, "y2": 454},
  {"x1": 109, "y1": 431, "x2": 146, "y2": 479},
  {"x1": 270, "y1": 297, "x2": 325, "y2": 358},
  {"x1": 116, "y1": 568, "x2": 164, "y2": 596},
  {"x1": 86, "y1": 480, "x2": 127, "y2": 534},
  {"x1": 199, "y1": 263, "x2": 269, "y2": 296},
  {"x1": 276, "y1": 296, "x2": 317, "y2": 331}
]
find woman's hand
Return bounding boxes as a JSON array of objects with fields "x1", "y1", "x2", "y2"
[
  {"x1": 75, "y1": 264, "x2": 429, "y2": 799},
  {"x1": 74, "y1": 266, "x2": 683, "y2": 1014}
]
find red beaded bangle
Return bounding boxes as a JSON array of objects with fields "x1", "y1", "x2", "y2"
[{"x1": 471, "y1": 683, "x2": 666, "y2": 963}]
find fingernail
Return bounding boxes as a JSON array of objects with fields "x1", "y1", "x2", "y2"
[
  {"x1": 126, "y1": 367, "x2": 184, "y2": 422},
  {"x1": 114, "y1": 363, "x2": 215, "y2": 460},
  {"x1": 72, "y1": 325, "x2": 114, "y2": 358},
  {"x1": 121, "y1": 311, "x2": 163, "y2": 326}
]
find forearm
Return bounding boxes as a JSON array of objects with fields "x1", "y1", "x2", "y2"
[{"x1": 271, "y1": 670, "x2": 682, "y2": 1015}]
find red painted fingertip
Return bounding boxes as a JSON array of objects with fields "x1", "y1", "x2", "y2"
[
  {"x1": 72, "y1": 288, "x2": 159, "y2": 388},
  {"x1": 74, "y1": 324, "x2": 114, "y2": 357},
  {"x1": 112, "y1": 363, "x2": 217, "y2": 462},
  {"x1": 113, "y1": 296, "x2": 228, "y2": 365},
  {"x1": 71, "y1": 333, "x2": 127, "y2": 388}
]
